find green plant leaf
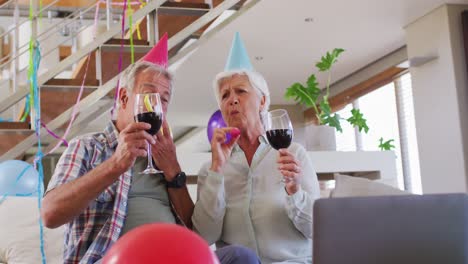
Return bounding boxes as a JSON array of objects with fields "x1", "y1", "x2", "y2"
[
  {"x1": 284, "y1": 74, "x2": 321, "y2": 107},
  {"x1": 316, "y1": 48, "x2": 345, "y2": 72},
  {"x1": 347, "y1": 108, "x2": 370, "y2": 133},
  {"x1": 379, "y1": 137, "x2": 395, "y2": 150},
  {"x1": 321, "y1": 113, "x2": 343, "y2": 132},
  {"x1": 285, "y1": 82, "x2": 314, "y2": 107},
  {"x1": 305, "y1": 74, "x2": 321, "y2": 103},
  {"x1": 318, "y1": 100, "x2": 342, "y2": 130},
  {"x1": 306, "y1": 74, "x2": 320, "y2": 96},
  {"x1": 319, "y1": 99, "x2": 332, "y2": 115}
]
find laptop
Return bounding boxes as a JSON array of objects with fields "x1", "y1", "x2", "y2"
[{"x1": 313, "y1": 193, "x2": 468, "y2": 264}]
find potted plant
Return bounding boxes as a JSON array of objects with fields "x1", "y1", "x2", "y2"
[{"x1": 284, "y1": 48, "x2": 394, "y2": 150}]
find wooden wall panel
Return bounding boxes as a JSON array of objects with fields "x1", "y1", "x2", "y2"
[
  {"x1": 0, "y1": 134, "x2": 29, "y2": 158},
  {"x1": 40, "y1": 89, "x2": 94, "y2": 124},
  {"x1": 71, "y1": 51, "x2": 97, "y2": 81},
  {"x1": 59, "y1": 45, "x2": 72, "y2": 61},
  {"x1": 100, "y1": 49, "x2": 147, "y2": 84}
]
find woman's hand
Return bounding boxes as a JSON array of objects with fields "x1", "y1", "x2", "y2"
[
  {"x1": 210, "y1": 127, "x2": 240, "y2": 172},
  {"x1": 151, "y1": 120, "x2": 181, "y2": 181},
  {"x1": 277, "y1": 149, "x2": 302, "y2": 195}
]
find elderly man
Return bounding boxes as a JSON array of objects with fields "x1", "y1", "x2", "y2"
[{"x1": 42, "y1": 34, "x2": 259, "y2": 264}]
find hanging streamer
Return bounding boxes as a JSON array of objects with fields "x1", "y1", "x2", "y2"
[
  {"x1": 26, "y1": 2, "x2": 46, "y2": 263},
  {"x1": 41, "y1": 122, "x2": 68, "y2": 147},
  {"x1": 99, "y1": 0, "x2": 144, "y2": 118},
  {"x1": 41, "y1": 1, "x2": 106, "y2": 157},
  {"x1": 110, "y1": 0, "x2": 130, "y2": 118},
  {"x1": 97, "y1": 0, "x2": 144, "y2": 40},
  {"x1": 44, "y1": 53, "x2": 91, "y2": 155},
  {"x1": 128, "y1": 0, "x2": 135, "y2": 64},
  {"x1": 28, "y1": 40, "x2": 46, "y2": 264},
  {"x1": 17, "y1": 95, "x2": 30, "y2": 122},
  {"x1": 136, "y1": 0, "x2": 147, "y2": 40},
  {"x1": 93, "y1": 1, "x2": 101, "y2": 38}
]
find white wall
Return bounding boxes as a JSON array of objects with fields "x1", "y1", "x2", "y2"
[
  {"x1": 405, "y1": 4, "x2": 468, "y2": 193},
  {"x1": 447, "y1": 5, "x2": 468, "y2": 194}
]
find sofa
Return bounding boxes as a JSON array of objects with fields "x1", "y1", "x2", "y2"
[
  {"x1": 0, "y1": 175, "x2": 411, "y2": 264},
  {"x1": 0, "y1": 197, "x2": 64, "y2": 264}
]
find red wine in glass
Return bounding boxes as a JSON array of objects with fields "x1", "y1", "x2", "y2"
[
  {"x1": 135, "y1": 112, "x2": 163, "y2": 135},
  {"x1": 266, "y1": 129, "x2": 293, "y2": 150},
  {"x1": 266, "y1": 109, "x2": 294, "y2": 150},
  {"x1": 266, "y1": 109, "x2": 294, "y2": 184},
  {"x1": 134, "y1": 93, "x2": 164, "y2": 174}
]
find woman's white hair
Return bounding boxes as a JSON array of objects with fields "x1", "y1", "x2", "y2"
[
  {"x1": 117, "y1": 61, "x2": 174, "y2": 108},
  {"x1": 213, "y1": 70, "x2": 271, "y2": 128}
]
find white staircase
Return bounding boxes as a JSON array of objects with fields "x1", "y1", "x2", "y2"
[{"x1": 0, "y1": 0, "x2": 262, "y2": 162}]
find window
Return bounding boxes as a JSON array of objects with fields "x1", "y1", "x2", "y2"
[
  {"x1": 358, "y1": 82, "x2": 404, "y2": 189},
  {"x1": 395, "y1": 73, "x2": 422, "y2": 194},
  {"x1": 335, "y1": 103, "x2": 357, "y2": 152},
  {"x1": 334, "y1": 73, "x2": 422, "y2": 193}
]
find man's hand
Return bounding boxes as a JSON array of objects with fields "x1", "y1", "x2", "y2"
[
  {"x1": 151, "y1": 120, "x2": 181, "y2": 181},
  {"x1": 277, "y1": 149, "x2": 302, "y2": 195},
  {"x1": 112, "y1": 122, "x2": 155, "y2": 174},
  {"x1": 210, "y1": 127, "x2": 240, "y2": 172}
]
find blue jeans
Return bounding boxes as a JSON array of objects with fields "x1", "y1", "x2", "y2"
[{"x1": 215, "y1": 245, "x2": 261, "y2": 264}]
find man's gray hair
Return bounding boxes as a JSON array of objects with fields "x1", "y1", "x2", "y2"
[
  {"x1": 118, "y1": 60, "x2": 174, "y2": 98},
  {"x1": 213, "y1": 70, "x2": 271, "y2": 128}
]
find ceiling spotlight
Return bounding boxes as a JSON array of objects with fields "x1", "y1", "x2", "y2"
[{"x1": 304, "y1": 17, "x2": 314, "y2": 22}]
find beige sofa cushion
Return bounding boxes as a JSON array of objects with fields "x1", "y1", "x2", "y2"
[
  {"x1": 331, "y1": 174, "x2": 409, "y2": 198},
  {"x1": 0, "y1": 197, "x2": 64, "y2": 264}
]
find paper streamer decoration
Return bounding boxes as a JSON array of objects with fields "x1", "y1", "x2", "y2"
[{"x1": 28, "y1": 40, "x2": 46, "y2": 264}]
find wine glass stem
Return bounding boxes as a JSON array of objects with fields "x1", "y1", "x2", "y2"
[{"x1": 146, "y1": 141, "x2": 154, "y2": 170}]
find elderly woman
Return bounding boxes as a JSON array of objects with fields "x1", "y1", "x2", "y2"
[{"x1": 192, "y1": 59, "x2": 321, "y2": 262}]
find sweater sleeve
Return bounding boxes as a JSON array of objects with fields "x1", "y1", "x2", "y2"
[
  {"x1": 192, "y1": 163, "x2": 226, "y2": 245},
  {"x1": 285, "y1": 145, "x2": 320, "y2": 239}
]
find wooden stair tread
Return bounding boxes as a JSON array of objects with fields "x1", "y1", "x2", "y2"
[
  {"x1": 0, "y1": 122, "x2": 30, "y2": 130},
  {"x1": 104, "y1": 39, "x2": 149, "y2": 46},
  {"x1": 161, "y1": 2, "x2": 210, "y2": 9},
  {"x1": 0, "y1": 129, "x2": 33, "y2": 135},
  {"x1": 159, "y1": 2, "x2": 210, "y2": 16},
  {"x1": 0, "y1": 133, "x2": 31, "y2": 158},
  {"x1": 43, "y1": 78, "x2": 100, "y2": 87}
]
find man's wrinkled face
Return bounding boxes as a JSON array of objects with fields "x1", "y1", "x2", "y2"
[{"x1": 119, "y1": 68, "x2": 171, "y2": 127}]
